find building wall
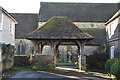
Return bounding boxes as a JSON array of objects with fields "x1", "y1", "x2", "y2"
[
  {"x1": 109, "y1": 40, "x2": 120, "y2": 58},
  {"x1": 38, "y1": 22, "x2": 105, "y2": 29},
  {"x1": 15, "y1": 39, "x2": 33, "y2": 55},
  {"x1": 0, "y1": 11, "x2": 3, "y2": 43},
  {"x1": 74, "y1": 22, "x2": 105, "y2": 29},
  {"x1": 106, "y1": 17, "x2": 119, "y2": 39},
  {"x1": 0, "y1": 11, "x2": 15, "y2": 45},
  {"x1": 106, "y1": 16, "x2": 120, "y2": 58},
  {"x1": 15, "y1": 22, "x2": 104, "y2": 56}
]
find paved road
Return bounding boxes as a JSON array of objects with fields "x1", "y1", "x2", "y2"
[{"x1": 3, "y1": 71, "x2": 111, "y2": 80}]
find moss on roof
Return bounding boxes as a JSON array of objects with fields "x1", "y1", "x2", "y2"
[
  {"x1": 27, "y1": 17, "x2": 94, "y2": 40},
  {"x1": 38, "y1": 17, "x2": 69, "y2": 31}
]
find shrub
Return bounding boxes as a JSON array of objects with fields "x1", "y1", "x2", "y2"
[
  {"x1": 1, "y1": 43, "x2": 14, "y2": 69},
  {"x1": 87, "y1": 52, "x2": 109, "y2": 70},
  {"x1": 110, "y1": 60, "x2": 120, "y2": 80},
  {"x1": 2, "y1": 43, "x2": 14, "y2": 55},
  {"x1": 2, "y1": 59, "x2": 12, "y2": 63},
  {"x1": 105, "y1": 58, "x2": 119, "y2": 73}
]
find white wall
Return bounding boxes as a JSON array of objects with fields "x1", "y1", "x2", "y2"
[
  {"x1": 0, "y1": 11, "x2": 3, "y2": 43},
  {"x1": 74, "y1": 22, "x2": 105, "y2": 29},
  {"x1": 38, "y1": 22, "x2": 105, "y2": 29},
  {"x1": 0, "y1": 11, "x2": 15, "y2": 45},
  {"x1": 106, "y1": 18, "x2": 119, "y2": 39}
]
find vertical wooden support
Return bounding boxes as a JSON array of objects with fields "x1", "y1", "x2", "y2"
[
  {"x1": 76, "y1": 40, "x2": 85, "y2": 70},
  {"x1": 78, "y1": 54, "x2": 82, "y2": 70},
  {"x1": 54, "y1": 44, "x2": 59, "y2": 66},
  {"x1": 31, "y1": 40, "x2": 38, "y2": 54},
  {"x1": 50, "y1": 40, "x2": 60, "y2": 66},
  {"x1": 38, "y1": 44, "x2": 44, "y2": 54}
]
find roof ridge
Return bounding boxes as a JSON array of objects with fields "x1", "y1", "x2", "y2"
[
  {"x1": 11, "y1": 13, "x2": 38, "y2": 14},
  {"x1": 41, "y1": 2, "x2": 119, "y2": 4}
]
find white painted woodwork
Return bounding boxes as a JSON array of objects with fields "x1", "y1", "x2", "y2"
[{"x1": 0, "y1": 10, "x2": 16, "y2": 45}]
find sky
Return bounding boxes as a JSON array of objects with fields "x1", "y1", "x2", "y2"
[{"x1": 0, "y1": 0, "x2": 120, "y2": 13}]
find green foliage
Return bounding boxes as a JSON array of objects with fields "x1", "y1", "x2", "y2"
[
  {"x1": 2, "y1": 59, "x2": 12, "y2": 63},
  {"x1": 110, "y1": 60, "x2": 120, "y2": 80},
  {"x1": 38, "y1": 17, "x2": 69, "y2": 31},
  {"x1": 1, "y1": 43, "x2": 14, "y2": 69},
  {"x1": 105, "y1": 58, "x2": 119, "y2": 73},
  {"x1": 57, "y1": 62, "x2": 75, "y2": 65},
  {"x1": 2, "y1": 43, "x2": 14, "y2": 55},
  {"x1": 0, "y1": 43, "x2": 2, "y2": 48}
]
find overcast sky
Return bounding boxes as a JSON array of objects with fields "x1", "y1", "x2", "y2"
[{"x1": 0, "y1": 0, "x2": 119, "y2": 13}]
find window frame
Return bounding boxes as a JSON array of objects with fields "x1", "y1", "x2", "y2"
[{"x1": 0, "y1": 13, "x2": 3, "y2": 30}]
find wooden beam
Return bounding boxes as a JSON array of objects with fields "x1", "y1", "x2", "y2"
[
  {"x1": 75, "y1": 40, "x2": 87, "y2": 70},
  {"x1": 49, "y1": 40, "x2": 60, "y2": 65}
]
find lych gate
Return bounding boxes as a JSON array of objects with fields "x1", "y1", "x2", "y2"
[{"x1": 27, "y1": 17, "x2": 94, "y2": 70}]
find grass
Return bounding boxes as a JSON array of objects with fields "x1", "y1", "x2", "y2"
[
  {"x1": 57, "y1": 62, "x2": 76, "y2": 66},
  {"x1": 2, "y1": 66, "x2": 38, "y2": 78}
]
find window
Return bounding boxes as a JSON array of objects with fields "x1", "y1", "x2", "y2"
[
  {"x1": 110, "y1": 46, "x2": 115, "y2": 59},
  {"x1": 10, "y1": 21, "x2": 12, "y2": 34},
  {"x1": 10, "y1": 21, "x2": 15, "y2": 34},
  {"x1": 0, "y1": 13, "x2": 3, "y2": 30},
  {"x1": 90, "y1": 23, "x2": 94, "y2": 27},
  {"x1": 17, "y1": 40, "x2": 26, "y2": 55}
]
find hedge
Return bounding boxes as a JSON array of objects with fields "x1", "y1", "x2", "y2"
[
  {"x1": 111, "y1": 60, "x2": 120, "y2": 80},
  {"x1": 105, "y1": 58, "x2": 119, "y2": 73}
]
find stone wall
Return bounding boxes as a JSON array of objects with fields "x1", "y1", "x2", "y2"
[
  {"x1": 109, "y1": 40, "x2": 120, "y2": 58},
  {"x1": 32, "y1": 55, "x2": 55, "y2": 70},
  {"x1": 14, "y1": 55, "x2": 31, "y2": 66}
]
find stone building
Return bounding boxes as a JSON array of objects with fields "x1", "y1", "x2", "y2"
[
  {"x1": 11, "y1": 3, "x2": 119, "y2": 63},
  {"x1": 11, "y1": 13, "x2": 38, "y2": 55},
  {"x1": 38, "y1": 2, "x2": 119, "y2": 62},
  {"x1": 105, "y1": 10, "x2": 120, "y2": 58}
]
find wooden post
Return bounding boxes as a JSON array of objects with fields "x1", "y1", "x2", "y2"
[
  {"x1": 76, "y1": 40, "x2": 86, "y2": 70},
  {"x1": 50, "y1": 41, "x2": 60, "y2": 66},
  {"x1": 54, "y1": 44, "x2": 59, "y2": 66},
  {"x1": 31, "y1": 40, "x2": 38, "y2": 54},
  {"x1": 78, "y1": 54, "x2": 82, "y2": 70},
  {"x1": 76, "y1": 40, "x2": 82, "y2": 70},
  {"x1": 38, "y1": 44, "x2": 44, "y2": 54}
]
